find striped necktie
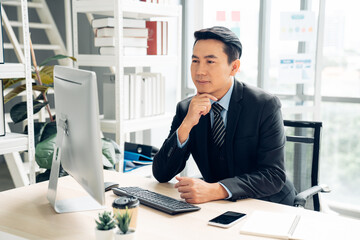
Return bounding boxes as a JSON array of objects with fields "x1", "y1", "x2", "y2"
[{"x1": 212, "y1": 103, "x2": 226, "y2": 148}]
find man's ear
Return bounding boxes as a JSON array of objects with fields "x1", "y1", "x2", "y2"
[{"x1": 230, "y1": 59, "x2": 240, "y2": 76}]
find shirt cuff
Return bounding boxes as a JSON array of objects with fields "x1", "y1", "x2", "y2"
[
  {"x1": 219, "y1": 182, "x2": 233, "y2": 199},
  {"x1": 176, "y1": 129, "x2": 189, "y2": 148}
]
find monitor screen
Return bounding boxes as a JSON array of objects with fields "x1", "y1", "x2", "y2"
[{"x1": 48, "y1": 66, "x2": 104, "y2": 213}]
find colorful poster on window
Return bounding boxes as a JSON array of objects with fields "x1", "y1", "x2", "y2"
[
  {"x1": 280, "y1": 11, "x2": 316, "y2": 41},
  {"x1": 0, "y1": 4, "x2": 4, "y2": 64},
  {"x1": 214, "y1": 10, "x2": 241, "y2": 38},
  {"x1": 278, "y1": 54, "x2": 314, "y2": 84}
]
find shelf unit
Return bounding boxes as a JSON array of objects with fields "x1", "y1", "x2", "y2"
[
  {"x1": 0, "y1": 0, "x2": 35, "y2": 186},
  {"x1": 72, "y1": 0, "x2": 182, "y2": 172}
]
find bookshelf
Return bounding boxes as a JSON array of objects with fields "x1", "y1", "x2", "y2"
[
  {"x1": 72, "y1": 0, "x2": 182, "y2": 172},
  {"x1": 0, "y1": 0, "x2": 36, "y2": 186}
]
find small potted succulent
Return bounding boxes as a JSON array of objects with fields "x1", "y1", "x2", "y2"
[
  {"x1": 114, "y1": 207, "x2": 135, "y2": 240},
  {"x1": 95, "y1": 211, "x2": 116, "y2": 240}
]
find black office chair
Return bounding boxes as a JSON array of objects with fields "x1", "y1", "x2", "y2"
[{"x1": 283, "y1": 120, "x2": 331, "y2": 211}]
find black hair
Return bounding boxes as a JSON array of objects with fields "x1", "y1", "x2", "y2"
[{"x1": 194, "y1": 26, "x2": 242, "y2": 64}]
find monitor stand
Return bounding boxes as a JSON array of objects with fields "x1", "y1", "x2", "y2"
[{"x1": 47, "y1": 118, "x2": 105, "y2": 213}]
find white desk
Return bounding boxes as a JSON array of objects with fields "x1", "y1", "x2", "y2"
[{"x1": 0, "y1": 170, "x2": 359, "y2": 240}]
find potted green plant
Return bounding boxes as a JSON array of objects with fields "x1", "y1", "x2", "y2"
[
  {"x1": 3, "y1": 53, "x2": 120, "y2": 179},
  {"x1": 95, "y1": 211, "x2": 116, "y2": 240},
  {"x1": 115, "y1": 207, "x2": 136, "y2": 240},
  {"x1": 3, "y1": 54, "x2": 75, "y2": 139}
]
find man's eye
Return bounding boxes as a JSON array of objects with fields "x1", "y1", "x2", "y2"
[
  {"x1": 207, "y1": 60, "x2": 215, "y2": 64},
  {"x1": 192, "y1": 59, "x2": 199, "y2": 63}
]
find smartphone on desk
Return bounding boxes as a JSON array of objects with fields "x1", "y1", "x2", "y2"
[{"x1": 208, "y1": 211, "x2": 246, "y2": 228}]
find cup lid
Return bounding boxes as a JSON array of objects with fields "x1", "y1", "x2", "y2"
[{"x1": 112, "y1": 196, "x2": 139, "y2": 209}]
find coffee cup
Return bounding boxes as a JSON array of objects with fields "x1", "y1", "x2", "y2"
[{"x1": 112, "y1": 196, "x2": 140, "y2": 231}]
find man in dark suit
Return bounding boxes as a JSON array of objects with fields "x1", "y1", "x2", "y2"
[{"x1": 152, "y1": 26, "x2": 296, "y2": 205}]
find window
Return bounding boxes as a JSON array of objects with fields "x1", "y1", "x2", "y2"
[
  {"x1": 320, "y1": 0, "x2": 360, "y2": 208},
  {"x1": 189, "y1": 0, "x2": 260, "y2": 88},
  {"x1": 267, "y1": 0, "x2": 320, "y2": 118},
  {"x1": 185, "y1": 0, "x2": 360, "y2": 213}
]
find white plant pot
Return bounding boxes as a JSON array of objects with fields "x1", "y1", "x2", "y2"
[
  {"x1": 94, "y1": 227, "x2": 115, "y2": 240},
  {"x1": 114, "y1": 229, "x2": 136, "y2": 240}
]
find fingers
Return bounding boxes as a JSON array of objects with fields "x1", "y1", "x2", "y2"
[
  {"x1": 190, "y1": 96, "x2": 213, "y2": 116},
  {"x1": 174, "y1": 176, "x2": 182, "y2": 188},
  {"x1": 196, "y1": 92, "x2": 218, "y2": 102},
  {"x1": 175, "y1": 176, "x2": 183, "y2": 182},
  {"x1": 184, "y1": 93, "x2": 218, "y2": 128},
  {"x1": 180, "y1": 192, "x2": 193, "y2": 200},
  {"x1": 197, "y1": 105, "x2": 211, "y2": 116},
  {"x1": 174, "y1": 176, "x2": 189, "y2": 188},
  {"x1": 176, "y1": 182, "x2": 195, "y2": 203},
  {"x1": 178, "y1": 187, "x2": 197, "y2": 204}
]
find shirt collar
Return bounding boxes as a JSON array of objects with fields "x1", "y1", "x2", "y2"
[{"x1": 210, "y1": 79, "x2": 234, "y2": 111}]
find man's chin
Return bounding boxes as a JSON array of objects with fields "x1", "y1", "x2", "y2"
[
  {"x1": 195, "y1": 86, "x2": 212, "y2": 95},
  {"x1": 197, "y1": 91, "x2": 212, "y2": 96}
]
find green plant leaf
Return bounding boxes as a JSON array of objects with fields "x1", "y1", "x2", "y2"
[
  {"x1": 10, "y1": 100, "x2": 48, "y2": 123},
  {"x1": 40, "y1": 121, "x2": 57, "y2": 142},
  {"x1": 4, "y1": 84, "x2": 49, "y2": 103},
  {"x1": 101, "y1": 138, "x2": 120, "y2": 167},
  {"x1": 4, "y1": 85, "x2": 27, "y2": 104},
  {"x1": 34, "y1": 133, "x2": 119, "y2": 171},
  {"x1": 25, "y1": 121, "x2": 57, "y2": 146},
  {"x1": 40, "y1": 65, "x2": 54, "y2": 76},
  {"x1": 35, "y1": 134, "x2": 56, "y2": 169},
  {"x1": 2, "y1": 78, "x2": 25, "y2": 89},
  {"x1": 39, "y1": 54, "x2": 77, "y2": 67},
  {"x1": 38, "y1": 68, "x2": 54, "y2": 85},
  {"x1": 95, "y1": 211, "x2": 116, "y2": 230},
  {"x1": 24, "y1": 122, "x2": 47, "y2": 146},
  {"x1": 35, "y1": 93, "x2": 44, "y2": 101},
  {"x1": 115, "y1": 207, "x2": 132, "y2": 234}
]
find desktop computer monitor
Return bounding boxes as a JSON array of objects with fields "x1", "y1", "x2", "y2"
[{"x1": 47, "y1": 66, "x2": 105, "y2": 213}]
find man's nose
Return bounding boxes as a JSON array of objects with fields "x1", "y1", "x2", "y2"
[{"x1": 196, "y1": 62, "x2": 207, "y2": 75}]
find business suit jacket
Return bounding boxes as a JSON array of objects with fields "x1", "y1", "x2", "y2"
[{"x1": 152, "y1": 80, "x2": 296, "y2": 205}]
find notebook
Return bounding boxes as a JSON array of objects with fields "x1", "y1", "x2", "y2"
[{"x1": 240, "y1": 211, "x2": 303, "y2": 240}]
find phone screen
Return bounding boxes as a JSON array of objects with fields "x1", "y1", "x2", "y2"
[{"x1": 209, "y1": 211, "x2": 246, "y2": 225}]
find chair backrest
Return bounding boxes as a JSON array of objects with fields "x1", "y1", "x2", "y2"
[{"x1": 283, "y1": 120, "x2": 322, "y2": 211}]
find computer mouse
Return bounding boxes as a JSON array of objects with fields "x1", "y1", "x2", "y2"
[{"x1": 104, "y1": 182, "x2": 119, "y2": 192}]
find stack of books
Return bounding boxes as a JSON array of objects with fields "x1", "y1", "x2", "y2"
[
  {"x1": 103, "y1": 72, "x2": 165, "y2": 121},
  {"x1": 146, "y1": 21, "x2": 168, "y2": 55},
  {"x1": 92, "y1": 17, "x2": 168, "y2": 56},
  {"x1": 140, "y1": 0, "x2": 177, "y2": 4},
  {"x1": 125, "y1": 72, "x2": 165, "y2": 120},
  {"x1": 92, "y1": 17, "x2": 149, "y2": 56}
]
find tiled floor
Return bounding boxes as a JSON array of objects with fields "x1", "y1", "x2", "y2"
[{"x1": 0, "y1": 161, "x2": 15, "y2": 192}]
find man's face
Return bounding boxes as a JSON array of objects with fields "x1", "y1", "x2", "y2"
[{"x1": 191, "y1": 39, "x2": 238, "y2": 99}]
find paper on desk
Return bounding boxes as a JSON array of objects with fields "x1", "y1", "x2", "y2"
[{"x1": 240, "y1": 210, "x2": 302, "y2": 240}]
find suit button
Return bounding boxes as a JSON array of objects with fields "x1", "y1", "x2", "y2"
[{"x1": 167, "y1": 147, "x2": 174, "y2": 157}]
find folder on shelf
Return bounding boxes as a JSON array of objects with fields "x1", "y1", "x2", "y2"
[
  {"x1": 125, "y1": 151, "x2": 152, "y2": 162},
  {"x1": 123, "y1": 151, "x2": 153, "y2": 173},
  {"x1": 125, "y1": 142, "x2": 158, "y2": 158}
]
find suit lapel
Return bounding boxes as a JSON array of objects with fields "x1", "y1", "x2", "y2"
[{"x1": 225, "y1": 80, "x2": 244, "y2": 176}]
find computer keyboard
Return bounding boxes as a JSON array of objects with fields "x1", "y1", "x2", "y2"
[{"x1": 112, "y1": 186, "x2": 201, "y2": 215}]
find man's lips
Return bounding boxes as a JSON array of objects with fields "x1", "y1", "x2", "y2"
[{"x1": 196, "y1": 80, "x2": 210, "y2": 84}]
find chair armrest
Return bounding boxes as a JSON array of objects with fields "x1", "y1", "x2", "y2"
[{"x1": 294, "y1": 184, "x2": 331, "y2": 207}]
